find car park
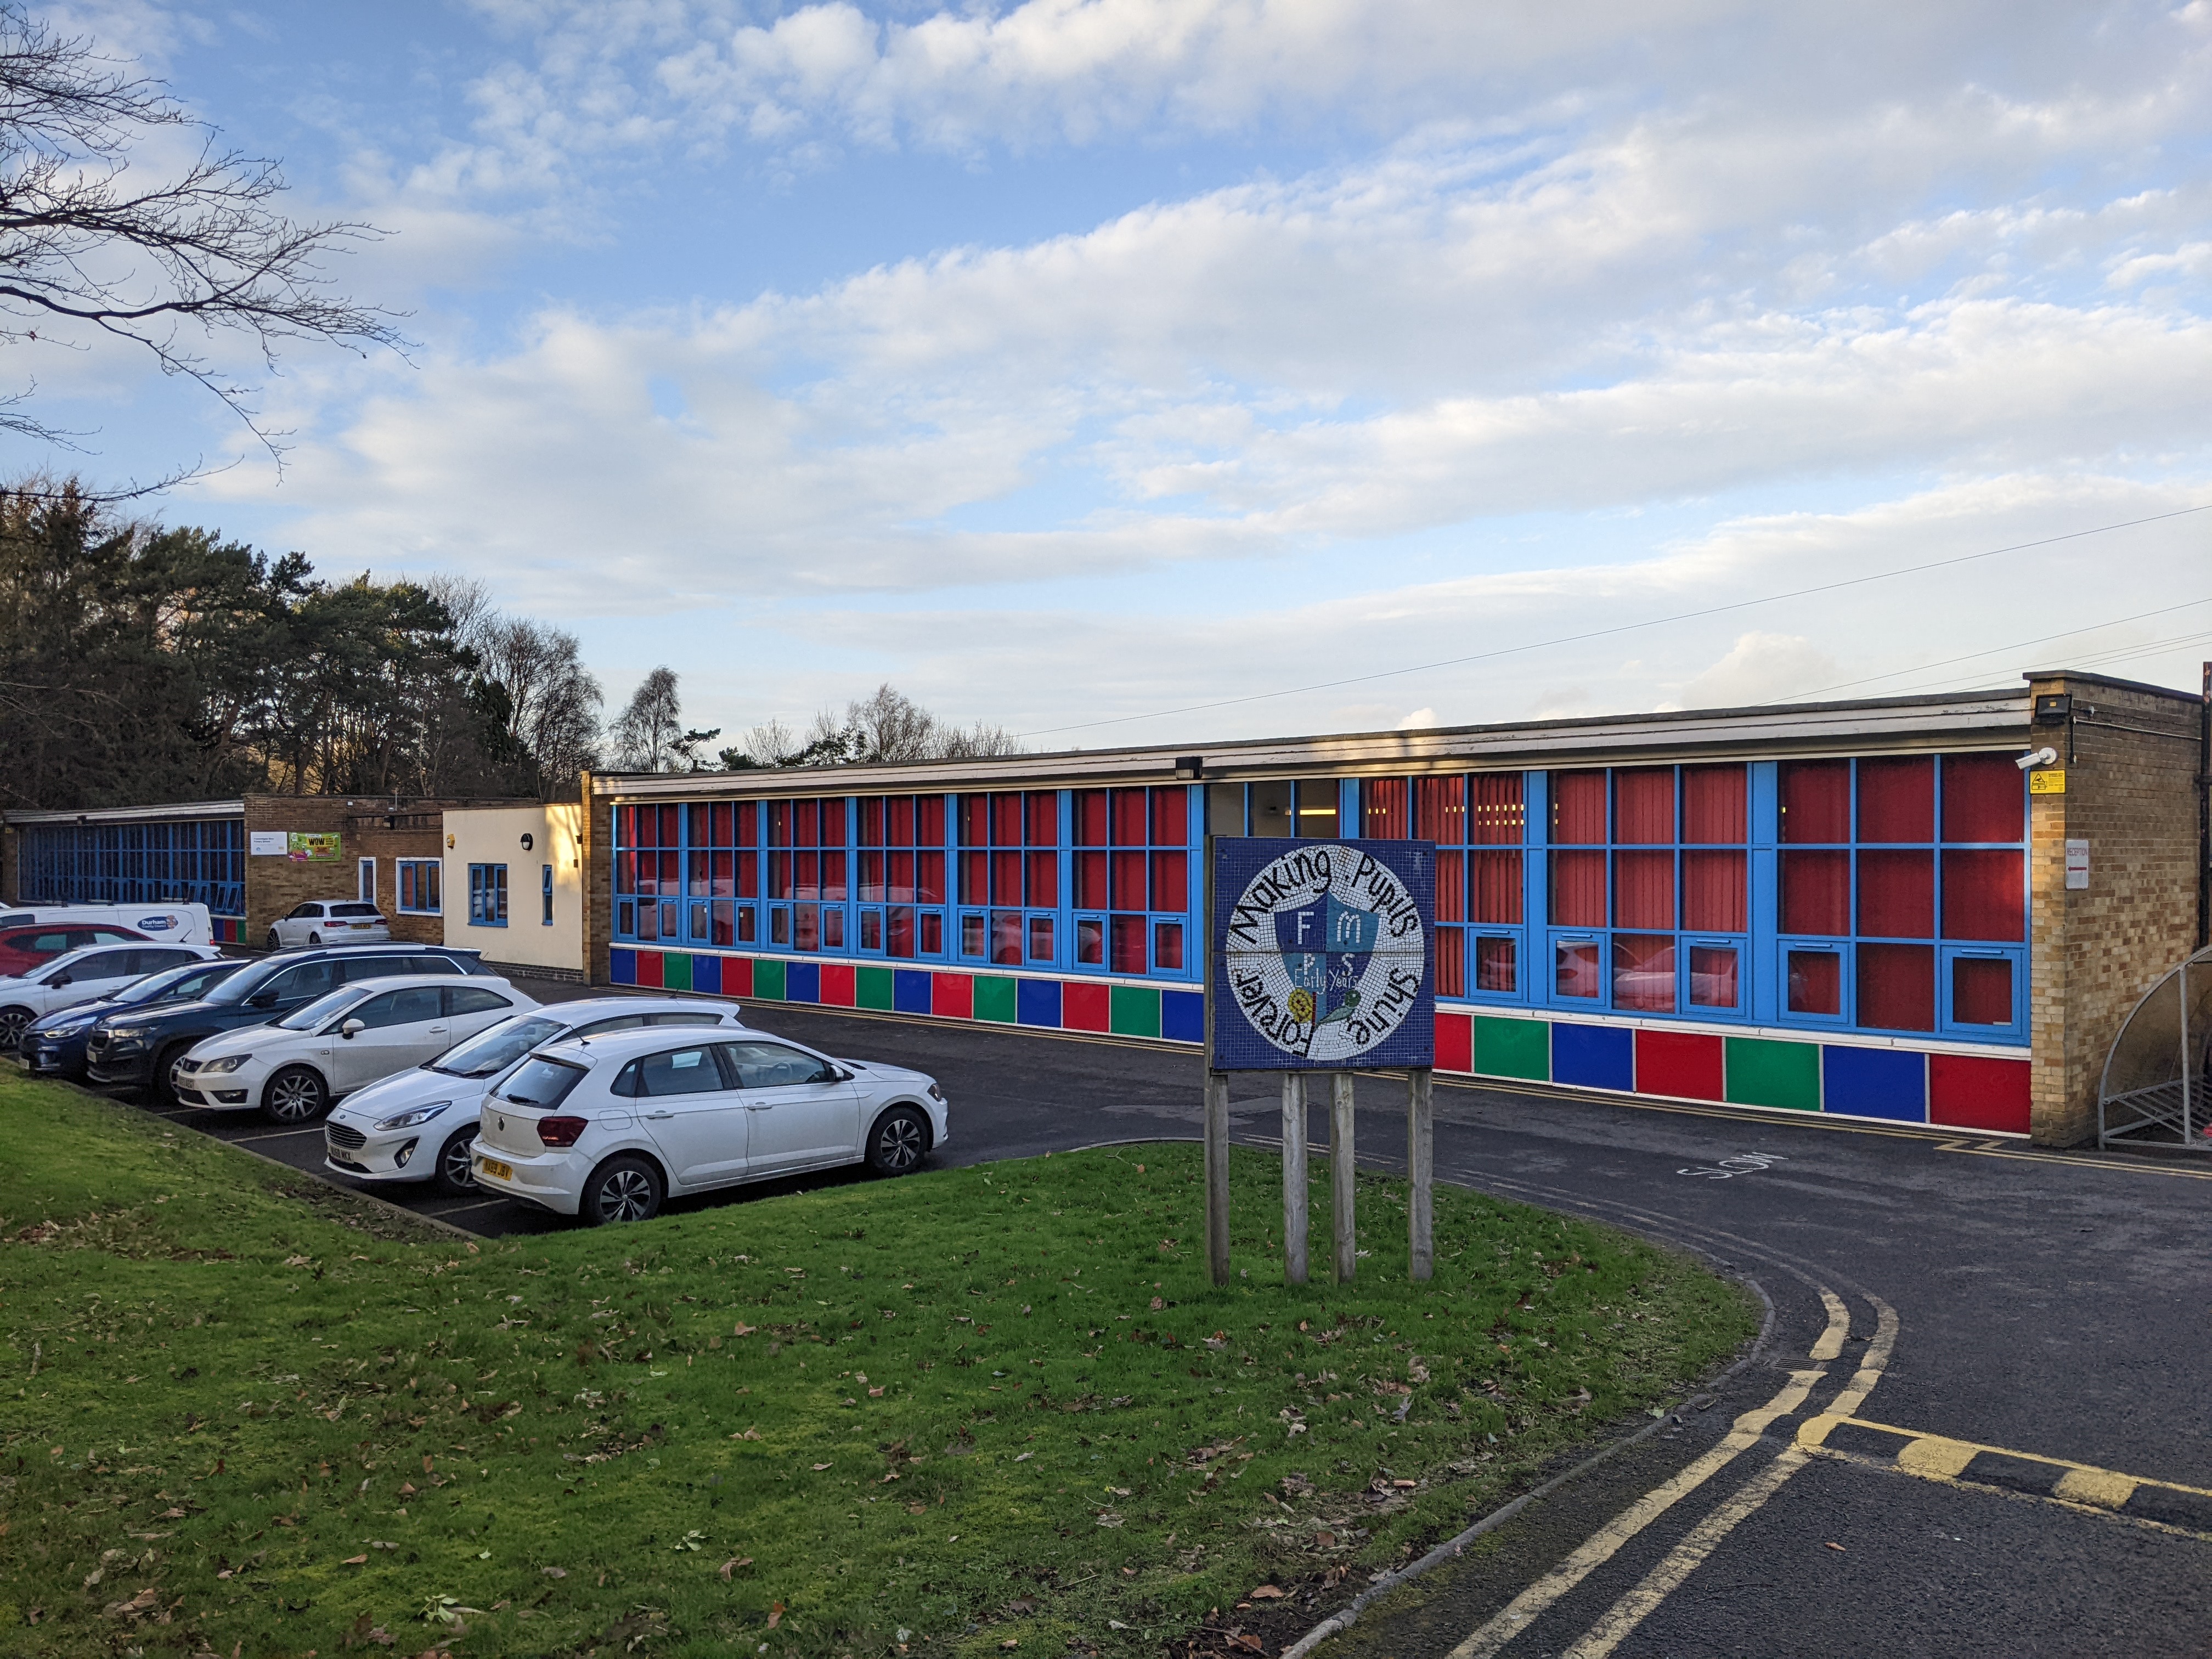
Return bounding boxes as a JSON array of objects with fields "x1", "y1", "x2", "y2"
[
  {"x1": 84, "y1": 944, "x2": 498, "y2": 1102},
  {"x1": 170, "y1": 974, "x2": 537, "y2": 1125},
  {"x1": 17, "y1": 956, "x2": 247, "y2": 1080},
  {"x1": 266, "y1": 901, "x2": 391, "y2": 950},
  {"x1": 0, "y1": 923, "x2": 154, "y2": 979},
  {"x1": 0, "y1": 942, "x2": 222, "y2": 1050},
  {"x1": 471, "y1": 1026, "x2": 947, "y2": 1223},
  {"x1": 323, "y1": 995, "x2": 750, "y2": 1195}
]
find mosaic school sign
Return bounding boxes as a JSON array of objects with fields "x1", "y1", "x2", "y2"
[{"x1": 1210, "y1": 838, "x2": 1435, "y2": 1071}]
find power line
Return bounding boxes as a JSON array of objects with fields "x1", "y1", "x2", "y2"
[
  {"x1": 1019, "y1": 501, "x2": 2212, "y2": 739},
  {"x1": 1853, "y1": 627, "x2": 2212, "y2": 702}
]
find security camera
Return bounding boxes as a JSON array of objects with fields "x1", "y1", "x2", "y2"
[{"x1": 2016, "y1": 746, "x2": 2058, "y2": 771}]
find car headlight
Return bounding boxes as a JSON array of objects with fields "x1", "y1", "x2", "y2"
[
  {"x1": 199, "y1": 1055, "x2": 250, "y2": 1074},
  {"x1": 374, "y1": 1101, "x2": 452, "y2": 1132},
  {"x1": 927, "y1": 1081, "x2": 945, "y2": 1102},
  {"x1": 106, "y1": 1025, "x2": 150, "y2": 1042}
]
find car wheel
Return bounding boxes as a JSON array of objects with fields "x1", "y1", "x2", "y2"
[
  {"x1": 264, "y1": 928, "x2": 282, "y2": 952},
  {"x1": 582, "y1": 1155, "x2": 663, "y2": 1225},
  {"x1": 149, "y1": 1041, "x2": 193, "y2": 1106},
  {"x1": 432, "y1": 1125, "x2": 479, "y2": 1195},
  {"x1": 0, "y1": 1005, "x2": 30, "y2": 1051},
  {"x1": 308, "y1": 932, "x2": 321, "y2": 946},
  {"x1": 262, "y1": 1065, "x2": 330, "y2": 1125},
  {"x1": 865, "y1": 1105, "x2": 931, "y2": 1176}
]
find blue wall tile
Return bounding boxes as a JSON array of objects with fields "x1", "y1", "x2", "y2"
[
  {"x1": 691, "y1": 953, "x2": 722, "y2": 995},
  {"x1": 1551, "y1": 1022, "x2": 1634, "y2": 1091},
  {"x1": 785, "y1": 962, "x2": 821, "y2": 1004},
  {"x1": 1162, "y1": 990, "x2": 1204, "y2": 1043},
  {"x1": 1822, "y1": 1045, "x2": 1926, "y2": 1122},
  {"x1": 894, "y1": 969, "x2": 934, "y2": 1015},
  {"x1": 609, "y1": 947, "x2": 637, "y2": 986},
  {"x1": 1017, "y1": 977, "x2": 1063, "y2": 1028}
]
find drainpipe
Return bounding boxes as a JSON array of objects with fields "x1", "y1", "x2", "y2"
[{"x1": 2199, "y1": 660, "x2": 2210, "y2": 951}]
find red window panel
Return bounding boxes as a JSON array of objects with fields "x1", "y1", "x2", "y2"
[
  {"x1": 1780, "y1": 760, "x2": 1848, "y2": 843},
  {"x1": 1857, "y1": 757, "x2": 1932, "y2": 844},
  {"x1": 920, "y1": 910, "x2": 943, "y2": 956},
  {"x1": 1150, "y1": 850, "x2": 1189, "y2": 912},
  {"x1": 1613, "y1": 769, "x2": 1674, "y2": 844},
  {"x1": 1434, "y1": 927, "x2": 1465, "y2": 997},
  {"x1": 1026, "y1": 851, "x2": 1059, "y2": 909},
  {"x1": 794, "y1": 798, "x2": 819, "y2": 847},
  {"x1": 959, "y1": 849, "x2": 988, "y2": 906},
  {"x1": 1110, "y1": 914, "x2": 1147, "y2": 974},
  {"x1": 687, "y1": 851, "x2": 711, "y2": 898},
  {"x1": 916, "y1": 851, "x2": 945, "y2": 906},
  {"x1": 1682, "y1": 765, "x2": 1746, "y2": 844},
  {"x1": 736, "y1": 851, "x2": 758, "y2": 899},
  {"x1": 1688, "y1": 945, "x2": 1739, "y2": 1009},
  {"x1": 1953, "y1": 956, "x2": 2013, "y2": 1025},
  {"x1": 1549, "y1": 850, "x2": 1607, "y2": 927},
  {"x1": 1942, "y1": 754, "x2": 2023, "y2": 843},
  {"x1": 884, "y1": 850, "x2": 912, "y2": 902},
  {"x1": 990, "y1": 850, "x2": 1022, "y2": 905},
  {"x1": 793, "y1": 904, "x2": 820, "y2": 952},
  {"x1": 1436, "y1": 851, "x2": 1466, "y2": 922},
  {"x1": 1477, "y1": 936, "x2": 1517, "y2": 992},
  {"x1": 990, "y1": 911, "x2": 1023, "y2": 965},
  {"x1": 888, "y1": 907, "x2": 915, "y2": 958},
  {"x1": 711, "y1": 902, "x2": 735, "y2": 946},
  {"x1": 1154, "y1": 921, "x2": 1185, "y2": 970},
  {"x1": 634, "y1": 805, "x2": 658, "y2": 848},
  {"x1": 1613, "y1": 850, "x2": 1675, "y2": 929},
  {"x1": 1941, "y1": 850, "x2": 2023, "y2": 941},
  {"x1": 1363, "y1": 778, "x2": 1409, "y2": 840},
  {"x1": 738, "y1": 908, "x2": 757, "y2": 945},
  {"x1": 617, "y1": 805, "x2": 637, "y2": 848},
  {"x1": 1857, "y1": 941, "x2": 1934, "y2": 1031},
  {"x1": 658, "y1": 851, "x2": 681, "y2": 895},
  {"x1": 859, "y1": 909, "x2": 882, "y2": 951},
  {"x1": 1074, "y1": 790, "x2": 1108, "y2": 847},
  {"x1": 1028, "y1": 916, "x2": 1054, "y2": 960},
  {"x1": 1076, "y1": 917, "x2": 1104, "y2": 965},
  {"x1": 1682, "y1": 849, "x2": 1747, "y2": 932},
  {"x1": 1857, "y1": 850, "x2": 1933, "y2": 938},
  {"x1": 983, "y1": 793, "x2": 1015, "y2": 847},
  {"x1": 1780, "y1": 850, "x2": 1848, "y2": 935},
  {"x1": 710, "y1": 850, "x2": 735, "y2": 899},
  {"x1": 1415, "y1": 776, "x2": 1466, "y2": 844},
  {"x1": 821, "y1": 851, "x2": 848, "y2": 901},
  {"x1": 1075, "y1": 850, "x2": 1108, "y2": 910},
  {"x1": 1555, "y1": 939, "x2": 1601, "y2": 998},
  {"x1": 1026, "y1": 792, "x2": 1058, "y2": 847},
  {"x1": 820, "y1": 799, "x2": 847, "y2": 845},
  {"x1": 1786, "y1": 950, "x2": 1840, "y2": 1015},
  {"x1": 793, "y1": 851, "x2": 821, "y2": 901},
  {"x1": 687, "y1": 804, "x2": 712, "y2": 845},
  {"x1": 960, "y1": 912, "x2": 984, "y2": 957},
  {"x1": 821, "y1": 907, "x2": 845, "y2": 949},
  {"x1": 615, "y1": 851, "x2": 636, "y2": 894},
  {"x1": 767, "y1": 852, "x2": 790, "y2": 901},
  {"x1": 658, "y1": 805, "x2": 680, "y2": 845},
  {"x1": 959, "y1": 794, "x2": 988, "y2": 847},
  {"x1": 1551, "y1": 770, "x2": 1607, "y2": 844},
  {"x1": 1612, "y1": 933, "x2": 1676, "y2": 1012},
  {"x1": 1111, "y1": 849, "x2": 1148, "y2": 910},
  {"x1": 1472, "y1": 774, "x2": 1523, "y2": 844},
  {"x1": 768, "y1": 800, "x2": 790, "y2": 848},
  {"x1": 1471, "y1": 850, "x2": 1522, "y2": 924},
  {"x1": 917, "y1": 795, "x2": 945, "y2": 846},
  {"x1": 859, "y1": 851, "x2": 885, "y2": 903},
  {"x1": 1150, "y1": 786, "x2": 1189, "y2": 847},
  {"x1": 736, "y1": 801, "x2": 757, "y2": 846},
  {"x1": 714, "y1": 802, "x2": 736, "y2": 845},
  {"x1": 859, "y1": 797, "x2": 884, "y2": 847},
  {"x1": 1111, "y1": 788, "x2": 1148, "y2": 845},
  {"x1": 879, "y1": 794, "x2": 906, "y2": 845}
]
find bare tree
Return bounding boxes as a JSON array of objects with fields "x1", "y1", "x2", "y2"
[
  {"x1": 937, "y1": 719, "x2": 1023, "y2": 759},
  {"x1": 0, "y1": 8, "x2": 403, "y2": 488},
  {"x1": 611, "y1": 665, "x2": 684, "y2": 772},
  {"x1": 845, "y1": 681, "x2": 938, "y2": 761}
]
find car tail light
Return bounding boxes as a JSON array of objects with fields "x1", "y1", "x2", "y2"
[{"x1": 537, "y1": 1115, "x2": 588, "y2": 1148}]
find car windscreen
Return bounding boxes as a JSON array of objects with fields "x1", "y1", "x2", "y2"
[
  {"x1": 430, "y1": 1014, "x2": 567, "y2": 1078},
  {"x1": 494, "y1": 1056, "x2": 588, "y2": 1110},
  {"x1": 204, "y1": 958, "x2": 283, "y2": 1004},
  {"x1": 112, "y1": 961, "x2": 218, "y2": 1005},
  {"x1": 275, "y1": 986, "x2": 368, "y2": 1031}
]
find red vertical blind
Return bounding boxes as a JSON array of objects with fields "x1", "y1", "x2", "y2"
[
  {"x1": 1613, "y1": 769, "x2": 1674, "y2": 844},
  {"x1": 1942, "y1": 754, "x2": 2023, "y2": 842},
  {"x1": 1780, "y1": 760, "x2": 1849, "y2": 843},
  {"x1": 1472, "y1": 851, "x2": 1522, "y2": 923},
  {"x1": 1471, "y1": 774, "x2": 1523, "y2": 843},
  {"x1": 1857, "y1": 757, "x2": 1933, "y2": 842},
  {"x1": 1940, "y1": 850, "x2": 2023, "y2": 941},
  {"x1": 1952, "y1": 956, "x2": 2013, "y2": 1024},
  {"x1": 1857, "y1": 941, "x2": 1934, "y2": 1030},
  {"x1": 1682, "y1": 765, "x2": 1746, "y2": 843},
  {"x1": 1415, "y1": 776, "x2": 1466, "y2": 843},
  {"x1": 1613, "y1": 850, "x2": 1675, "y2": 928},
  {"x1": 1150, "y1": 786, "x2": 1188, "y2": 846},
  {"x1": 1552, "y1": 771, "x2": 1607, "y2": 843},
  {"x1": 1682, "y1": 850, "x2": 1746, "y2": 931},
  {"x1": 1550, "y1": 850, "x2": 1606, "y2": 927},
  {"x1": 1781, "y1": 850, "x2": 1848, "y2": 934},
  {"x1": 1857, "y1": 850, "x2": 1933, "y2": 937},
  {"x1": 1362, "y1": 778, "x2": 1409, "y2": 839}
]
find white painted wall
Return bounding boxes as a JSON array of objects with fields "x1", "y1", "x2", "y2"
[{"x1": 441, "y1": 804, "x2": 584, "y2": 973}]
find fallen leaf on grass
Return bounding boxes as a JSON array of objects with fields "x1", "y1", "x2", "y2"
[
  {"x1": 1248, "y1": 1586, "x2": 1284, "y2": 1600},
  {"x1": 768, "y1": 1601, "x2": 785, "y2": 1629},
  {"x1": 731, "y1": 1427, "x2": 761, "y2": 1441},
  {"x1": 812, "y1": 1462, "x2": 833, "y2": 1471},
  {"x1": 719, "y1": 1558, "x2": 752, "y2": 1579},
  {"x1": 343, "y1": 1554, "x2": 369, "y2": 1566},
  {"x1": 1001, "y1": 1642, "x2": 1019, "y2": 1650},
  {"x1": 1825, "y1": 1542, "x2": 1847, "y2": 1552},
  {"x1": 541, "y1": 1566, "x2": 567, "y2": 1578},
  {"x1": 101, "y1": 1587, "x2": 160, "y2": 1620}
]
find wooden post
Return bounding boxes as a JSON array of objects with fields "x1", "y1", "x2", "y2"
[
  {"x1": 1282, "y1": 1072, "x2": 1308, "y2": 1284},
  {"x1": 1408, "y1": 1068, "x2": 1434, "y2": 1282},
  {"x1": 1331, "y1": 1071, "x2": 1357, "y2": 1283},
  {"x1": 1205, "y1": 1070, "x2": 1231, "y2": 1285}
]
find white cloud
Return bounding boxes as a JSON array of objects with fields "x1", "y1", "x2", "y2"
[{"x1": 1672, "y1": 633, "x2": 1842, "y2": 710}]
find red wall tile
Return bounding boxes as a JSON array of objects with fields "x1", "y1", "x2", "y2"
[
  {"x1": 1436, "y1": 1012, "x2": 1472, "y2": 1073},
  {"x1": 723, "y1": 956, "x2": 753, "y2": 997},
  {"x1": 1063, "y1": 980, "x2": 1110, "y2": 1032},
  {"x1": 819, "y1": 962, "x2": 856, "y2": 1007},
  {"x1": 932, "y1": 973, "x2": 972, "y2": 1019},
  {"x1": 1635, "y1": 1028, "x2": 1725, "y2": 1101},
  {"x1": 1928, "y1": 1052, "x2": 2031, "y2": 1135},
  {"x1": 635, "y1": 950, "x2": 664, "y2": 989}
]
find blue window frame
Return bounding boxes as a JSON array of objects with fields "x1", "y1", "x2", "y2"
[
  {"x1": 541, "y1": 864, "x2": 554, "y2": 926},
  {"x1": 468, "y1": 863, "x2": 508, "y2": 927},
  {"x1": 397, "y1": 859, "x2": 441, "y2": 915},
  {"x1": 17, "y1": 817, "x2": 246, "y2": 917}
]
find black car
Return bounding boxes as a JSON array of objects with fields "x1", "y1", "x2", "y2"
[
  {"x1": 18, "y1": 956, "x2": 248, "y2": 1080},
  {"x1": 84, "y1": 944, "x2": 495, "y2": 1101}
]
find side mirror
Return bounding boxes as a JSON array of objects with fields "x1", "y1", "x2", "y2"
[
  {"x1": 247, "y1": 991, "x2": 277, "y2": 1009},
  {"x1": 49, "y1": 973, "x2": 71, "y2": 988},
  {"x1": 341, "y1": 1018, "x2": 365, "y2": 1040}
]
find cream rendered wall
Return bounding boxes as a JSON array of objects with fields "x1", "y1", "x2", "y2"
[{"x1": 441, "y1": 804, "x2": 585, "y2": 977}]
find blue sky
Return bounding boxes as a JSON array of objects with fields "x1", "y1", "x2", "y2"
[{"x1": 21, "y1": 0, "x2": 2212, "y2": 746}]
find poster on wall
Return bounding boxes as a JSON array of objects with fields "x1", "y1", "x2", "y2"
[
  {"x1": 285, "y1": 831, "x2": 342, "y2": 862},
  {"x1": 1210, "y1": 838, "x2": 1435, "y2": 1071},
  {"x1": 247, "y1": 831, "x2": 289, "y2": 856}
]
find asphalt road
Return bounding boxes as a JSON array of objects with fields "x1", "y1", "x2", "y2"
[{"x1": 86, "y1": 981, "x2": 2212, "y2": 1656}]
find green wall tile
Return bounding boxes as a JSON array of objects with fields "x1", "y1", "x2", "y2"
[
  {"x1": 1725, "y1": 1037, "x2": 1820, "y2": 1110},
  {"x1": 856, "y1": 966, "x2": 895, "y2": 1011},
  {"x1": 752, "y1": 957, "x2": 786, "y2": 1001},
  {"x1": 974, "y1": 975, "x2": 1017, "y2": 1023},
  {"x1": 1109, "y1": 984, "x2": 1162, "y2": 1038},
  {"x1": 1474, "y1": 1017, "x2": 1549, "y2": 1081},
  {"x1": 662, "y1": 952, "x2": 693, "y2": 992}
]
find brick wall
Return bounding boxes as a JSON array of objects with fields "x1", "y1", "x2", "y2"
[
  {"x1": 2027, "y1": 674, "x2": 2205, "y2": 1144},
  {"x1": 580, "y1": 773, "x2": 613, "y2": 987}
]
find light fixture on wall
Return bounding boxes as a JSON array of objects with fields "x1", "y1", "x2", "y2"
[{"x1": 521, "y1": 832, "x2": 535, "y2": 850}]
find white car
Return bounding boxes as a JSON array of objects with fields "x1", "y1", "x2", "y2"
[
  {"x1": 266, "y1": 901, "x2": 391, "y2": 950},
  {"x1": 172, "y1": 974, "x2": 537, "y2": 1125},
  {"x1": 471, "y1": 1026, "x2": 948, "y2": 1223},
  {"x1": 0, "y1": 941, "x2": 223, "y2": 1050},
  {"x1": 323, "y1": 996, "x2": 750, "y2": 1196}
]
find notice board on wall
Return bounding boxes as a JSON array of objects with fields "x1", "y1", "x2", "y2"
[{"x1": 1210, "y1": 838, "x2": 1435, "y2": 1071}]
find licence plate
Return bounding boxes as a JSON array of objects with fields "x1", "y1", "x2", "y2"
[{"x1": 477, "y1": 1155, "x2": 514, "y2": 1182}]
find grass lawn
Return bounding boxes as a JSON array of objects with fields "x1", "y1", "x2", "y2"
[{"x1": 0, "y1": 1071, "x2": 1757, "y2": 1658}]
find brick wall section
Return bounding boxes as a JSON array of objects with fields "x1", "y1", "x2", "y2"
[
  {"x1": 242, "y1": 795, "x2": 534, "y2": 949},
  {"x1": 2027, "y1": 674, "x2": 2205, "y2": 1144},
  {"x1": 580, "y1": 773, "x2": 613, "y2": 987}
]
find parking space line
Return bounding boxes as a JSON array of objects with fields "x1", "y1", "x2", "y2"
[{"x1": 228, "y1": 1127, "x2": 324, "y2": 1144}]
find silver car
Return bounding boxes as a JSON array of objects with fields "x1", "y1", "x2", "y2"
[{"x1": 266, "y1": 901, "x2": 391, "y2": 951}]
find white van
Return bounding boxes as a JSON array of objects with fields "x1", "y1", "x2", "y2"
[{"x1": 0, "y1": 903, "x2": 214, "y2": 946}]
